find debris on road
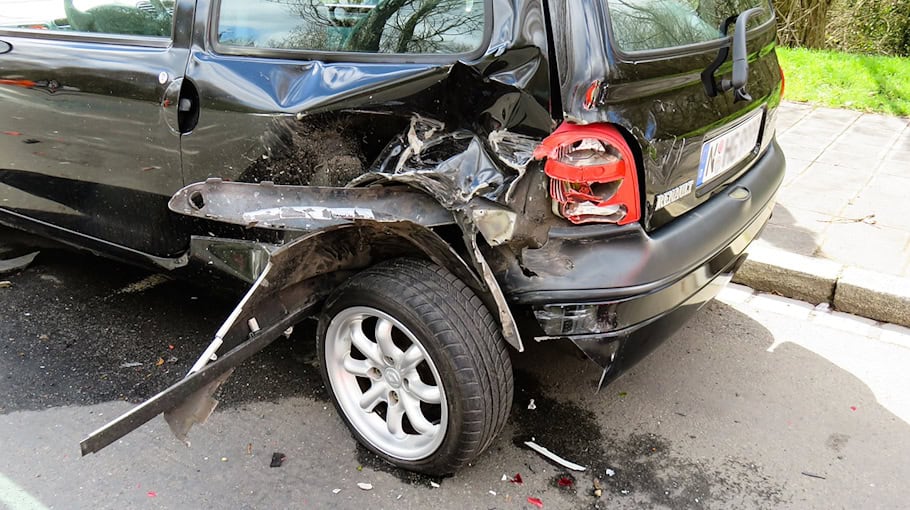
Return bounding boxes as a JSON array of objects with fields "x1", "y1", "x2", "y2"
[
  {"x1": 0, "y1": 251, "x2": 39, "y2": 275},
  {"x1": 488, "y1": 490, "x2": 497, "y2": 496},
  {"x1": 527, "y1": 399, "x2": 537, "y2": 410},
  {"x1": 270, "y1": 452, "x2": 286, "y2": 467},
  {"x1": 115, "y1": 274, "x2": 170, "y2": 294},
  {"x1": 850, "y1": 406, "x2": 858, "y2": 411},
  {"x1": 155, "y1": 357, "x2": 165, "y2": 367},
  {"x1": 246, "y1": 443, "x2": 252, "y2": 456},
  {"x1": 527, "y1": 496, "x2": 544, "y2": 508},
  {"x1": 147, "y1": 491, "x2": 157, "y2": 498},
  {"x1": 510, "y1": 473, "x2": 523, "y2": 484},
  {"x1": 332, "y1": 488, "x2": 341, "y2": 494},
  {"x1": 357, "y1": 482, "x2": 373, "y2": 491},
  {"x1": 220, "y1": 457, "x2": 228, "y2": 462},
  {"x1": 523, "y1": 441, "x2": 586, "y2": 471},
  {"x1": 501, "y1": 473, "x2": 508, "y2": 481},
  {"x1": 430, "y1": 481, "x2": 440, "y2": 488},
  {"x1": 557, "y1": 476, "x2": 574, "y2": 488},
  {"x1": 119, "y1": 362, "x2": 143, "y2": 368},
  {"x1": 593, "y1": 478, "x2": 603, "y2": 498},
  {"x1": 605, "y1": 468, "x2": 615, "y2": 477},
  {"x1": 166, "y1": 356, "x2": 178, "y2": 364},
  {"x1": 801, "y1": 471, "x2": 827, "y2": 480},
  {"x1": 0, "y1": 281, "x2": 12, "y2": 289}
]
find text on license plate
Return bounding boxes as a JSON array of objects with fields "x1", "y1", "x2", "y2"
[{"x1": 697, "y1": 110, "x2": 764, "y2": 187}]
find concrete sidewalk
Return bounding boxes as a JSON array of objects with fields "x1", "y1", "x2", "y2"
[{"x1": 734, "y1": 102, "x2": 910, "y2": 326}]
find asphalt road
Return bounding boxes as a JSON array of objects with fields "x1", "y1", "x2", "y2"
[{"x1": 1, "y1": 249, "x2": 909, "y2": 509}]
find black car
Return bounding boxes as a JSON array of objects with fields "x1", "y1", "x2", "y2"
[{"x1": 0, "y1": 0, "x2": 785, "y2": 474}]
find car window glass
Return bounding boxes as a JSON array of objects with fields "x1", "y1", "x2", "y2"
[
  {"x1": 605, "y1": 0, "x2": 773, "y2": 52},
  {"x1": 0, "y1": 0, "x2": 174, "y2": 38},
  {"x1": 217, "y1": 0, "x2": 485, "y2": 55}
]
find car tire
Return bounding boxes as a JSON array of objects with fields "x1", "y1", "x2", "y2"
[{"x1": 317, "y1": 257, "x2": 513, "y2": 475}]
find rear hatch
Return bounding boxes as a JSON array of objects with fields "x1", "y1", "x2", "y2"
[{"x1": 546, "y1": 0, "x2": 783, "y2": 231}]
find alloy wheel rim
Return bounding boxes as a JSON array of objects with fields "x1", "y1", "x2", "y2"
[{"x1": 325, "y1": 306, "x2": 448, "y2": 460}]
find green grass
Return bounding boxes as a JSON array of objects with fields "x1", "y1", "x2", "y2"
[{"x1": 776, "y1": 47, "x2": 910, "y2": 117}]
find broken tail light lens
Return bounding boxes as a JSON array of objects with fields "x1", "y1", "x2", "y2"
[{"x1": 533, "y1": 123, "x2": 641, "y2": 225}]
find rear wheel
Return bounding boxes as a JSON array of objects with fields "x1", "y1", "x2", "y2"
[{"x1": 317, "y1": 258, "x2": 513, "y2": 475}]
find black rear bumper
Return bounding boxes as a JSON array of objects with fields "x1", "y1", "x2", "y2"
[{"x1": 499, "y1": 139, "x2": 785, "y2": 378}]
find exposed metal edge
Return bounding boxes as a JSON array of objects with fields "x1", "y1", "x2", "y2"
[{"x1": 79, "y1": 306, "x2": 310, "y2": 456}]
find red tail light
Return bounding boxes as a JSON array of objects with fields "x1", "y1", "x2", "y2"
[
  {"x1": 533, "y1": 123, "x2": 641, "y2": 225},
  {"x1": 779, "y1": 65, "x2": 785, "y2": 98}
]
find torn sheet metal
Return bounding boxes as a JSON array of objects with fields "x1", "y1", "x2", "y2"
[
  {"x1": 81, "y1": 219, "x2": 495, "y2": 453},
  {"x1": 81, "y1": 224, "x2": 384, "y2": 455},
  {"x1": 462, "y1": 222, "x2": 523, "y2": 352},
  {"x1": 168, "y1": 179, "x2": 455, "y2": 231}
]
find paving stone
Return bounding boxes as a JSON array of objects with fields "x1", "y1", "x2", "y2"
[
  {"x1": 778, "y1": 136, "x2": 828, "y2": 158},
  {"x1": 820, "y1": 222, "x2": 910, "y2": 275},
  {"x1": 775, "y1": 103, "x2": 814, "y2": 132},
  {"x1": 781, "y1": 157, "x2": 813, "y2": 186},
  {"x1": 778, "y1": 163, "x2": 871, "y2": 215},
  {"x1": 767, "y1": 204, "x2": 830, "y2": 234},
  {"x1": 892, "y1": 134, "x2": 910, "y2": 152},
  {"x1": 815, "y1": 148, "x2": 886, "y2": 169},
  {"x1": 834, "y1": 267, "x2": 910, "y2": 327},
  {"x1": 831, "y1": 133, "x2": 894, "y2": 153},
  {"x1": 842, "y1": 115, "x2": 908, "y2": 140},
  {"x1": 804, "y1": 107, "x2": 863, "y2": 126},
  {"x1": 757, "y1": 223, "x2": 821, "y2": 256},
  {"x1": 877, "y1": 158, "x2": 909, "y2": 177},
  {"x1": 842, "y1": 174, "x2": 910, "y2": 230}
]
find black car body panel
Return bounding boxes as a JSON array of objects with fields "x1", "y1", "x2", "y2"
[{"x1": 1, "y1": 0, "x2": 785, "y2": 456}]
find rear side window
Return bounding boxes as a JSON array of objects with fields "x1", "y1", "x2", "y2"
[
  {"x1": 0, "y1": 0, "x2": 173, "y2": 38},
  {"x1": 217, "y1": 0, "x2": 486, "y2": 55},
  {"x1": 605, "y1": 0, "x2": 773, "y2": 53}
]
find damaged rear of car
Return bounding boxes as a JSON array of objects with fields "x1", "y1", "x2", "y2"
[{"x1": 0, "y1": 0, "x2": 783, "y2": 475}]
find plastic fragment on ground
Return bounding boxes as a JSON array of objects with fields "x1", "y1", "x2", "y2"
[
  {"x1": 523, "y1": 441, "x2": 586, "y2": 471},
  {"x1": 527, "y1": 497, "x2": 544, "y2": 508},
  {"x1": 557, "y1": 477, "x2": 573, "y2": 488},
  {"x1": 430, "y1": 481, "x2": 440, "y2": 488},
  {"x1": 270, "y1": 452, "x2": 286, "y2": 467},
  {"x1": 332, "y1": 488, "x2": 341, "y2": 494},
  {"x1": 120, "y1": 362, "x2": 143, "y2": 368},
  {"x1": 527, "y1": 399, "x2": 536, "y2": 410},
  {"x1": 510, "y1": 473, "x2": 523, "y2": 484},
  {"x1": 605, "y1": 468, "x2": 615, "y2": 477},
  {"x1": 357, "y1": 482, "x2": 373, "y2": 491},
  {"x1": 0, "y1": 251, "x2": 39, "y2": 276}
]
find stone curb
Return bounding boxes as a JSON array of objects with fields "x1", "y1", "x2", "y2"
[{"x1": 733, "y1": 241, "x2": 910, "y2": 327}]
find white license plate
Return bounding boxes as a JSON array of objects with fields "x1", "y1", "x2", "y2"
[{"x1": 697, "y1": 110, "x2": 764, "y2": 187}]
